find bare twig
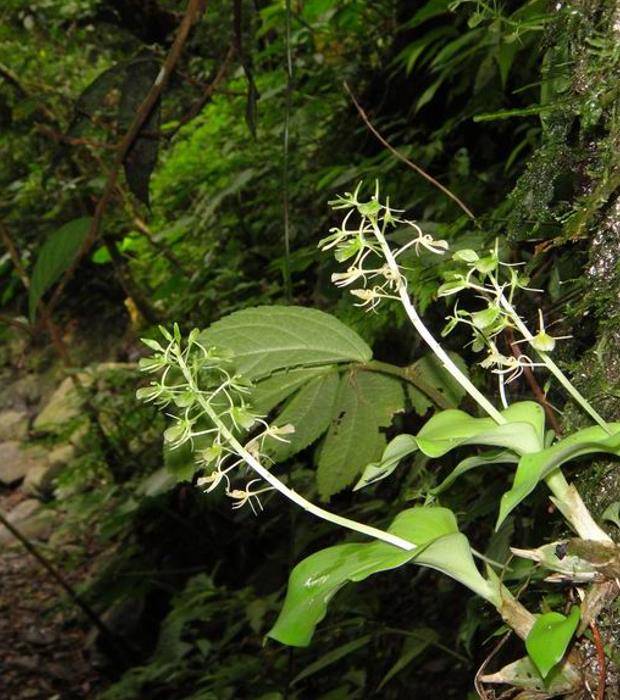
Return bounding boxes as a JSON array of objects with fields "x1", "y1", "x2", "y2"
[
  {"x1": 474, "y1": 630, "x2": 511, "y2": 699},
  {"x1": 46, "y1": 0, "x2": 207, "y2": 316},
  {"x1": 0, "y1": 509, "x2": 135, "y2": 660},
  {"x1": 170, "y1": 44, "x2": 235, "y2": 134},
  {"x1": 343, "y1": 82, "x2": 476, "y2": 220},
  {"x1": 590, "y1": 621, "x2": 606, "y2": 700},
  {"x1": 0, "y1": 314, "x2": 33, "y2": 335}
]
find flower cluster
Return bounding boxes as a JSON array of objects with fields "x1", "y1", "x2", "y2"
[
  {"x1": 321, "y1": 182, "x2": 448, "y2": 312},
  {"x1": 137, "y1": 325, "x2": 293, "y2": 515},
  {"x1": 438, "y1": 243, "x2": 572, "y2": 398}
]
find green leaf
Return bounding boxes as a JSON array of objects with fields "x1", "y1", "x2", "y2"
[
  {"x1": 356, "y1": 402, "x2": 543, "y2": 491},
  {"x1": 252, "y1": 366, "x2": 334, "y2": 414},
  {"x1": 264, "y1": 372, "x2": 340, "y2": 462},
  {"x1": 416, "y1": 401, "x2": 545, "y2": 457},
  {"x1": 410, "y1": 352, "x2": 470, "y2": 408},
  {"x1": 378, "y1": 629, "x2": 438, "y2": 690},
  {"x1": 291, "y1": 635, "x2": 371, "y2": 686},
  {"x1": 268, "y1": 507, "x2": 495, "y2": 647},
  {"x1": 317, "y1": 371, "x2": 404, "y2": 499},
  {"x1": 200, "y1": 306, "x2": 372, "y2": 380},
  {"x1": 118, "y1": 53, "x2": 161, "y2": 206},
  {"x1": 29, "y1": 217, "x2": 92, "y2": 320},
  {"x1": 526, "y1": 607, "x2": 580, "y2": 678},
  {"x1": 354, "y1": 434, "x2": 417, "y2": 490},
  {"x1": 497, "y1": 424, "x2": 620, "y2": 528},
  {"x1": 431, "y1": 449, "x2": 519, "y2": 495}
]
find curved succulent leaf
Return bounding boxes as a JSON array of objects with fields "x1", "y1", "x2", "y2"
[
  {"x1": 497, "y1": 424, "x2": 620, "y2": 528},
  {"x1": 268, "y1": 507, "x2": 495, "y2": 647}
]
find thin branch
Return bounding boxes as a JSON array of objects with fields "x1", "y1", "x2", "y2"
[
  {"x1": 590, "y1": 621, "x2": 606, "y2": 700},
  {"x1": 0, "y1": 508, "x2": 135, "y2": 660},
  {"x1": 169, "y1": 44, "x2": 236, "y2": 134},
  {"x1": 46, "y1": 0, "x2": 207, "y2": 316},
  {"x1": 343, "y1": 82, "x2": 476, "y2": 220},
  {"x1": 0, "y1": 314, "x2": 33, "y2": 335}
]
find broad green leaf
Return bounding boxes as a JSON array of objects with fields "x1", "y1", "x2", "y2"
[
  {"x1": 317, "y1": 371, "x2": 404, "y2": 499},
  {"x1": 411, "y1": 352, "x2": 470, "y2": 408},
  {"x1": 268, "y1": 507, "x2": 494, "y2": 647},
  {"x1": 407, "y1": 385, "x2": 432, "y2": 416},
  {"x1": 264, "y1": 372, "x2": 339, "y2": 462},
  {"x1": 355, "y1": 402, "x2": 543, "y2": 491},
  {"x1": 354, "y1": 434, "x2": 417, "y2": 490},
  {"x1": 431, "y1": 449, "x2": 519, "y2": 495},
  {"x1": 291, "y1": 635, "x2": 371, "y2": 686},
  {"x1": 416, "y1": 401, "x2": 545, "y2": 457},
  {"x1": 200, "y1": 306, "x2": 372, "y2": 380},
  {"x1": 497, "y1": 423, "x2": 620, "y2": 528},
  {"x1": 29, "y1": 217, "x2": 92, "y2": 320},
  {"x1": 526, "y1": 607, "x2": 580, "y2": 678},
  {"x1": 378, "y1": 629, "x2": 438, "y2": 690},
  {"x1": 252, "y1": 366, "x2": 334, "y2": 414}
]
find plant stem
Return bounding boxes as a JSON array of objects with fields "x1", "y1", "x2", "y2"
[
  {"x1": 373, "y1": 224, "x2": 505, "y2": 425},
  {"x1": 174, "y1": 348, "x2": 416, "y2": 551}
]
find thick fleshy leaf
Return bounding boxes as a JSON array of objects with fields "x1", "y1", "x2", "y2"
[
  {"x1": 416, "y1": 402, "x2": 545, "y2": 457},
  {"x1": 526, "y1": 607, "x2": 580, "y2": 678},
  {"x1": 431, "y1": 449, "x2": 519, "y2": 495},
  {"x1": 355, "y1": 402, "x2": 543, "y2": 491},
  {"x1": 497, "y1": 423, "x2": 620, "y2": 528},
  {"x1": 200, "y1": 306, "x2": 372, "y2": 380},
  {"x1": 354, "y1": 434, "x2": 417, "y2": 490},
  {"x1": 268, "y1": 507, "x2": 494, "y2": 647}
]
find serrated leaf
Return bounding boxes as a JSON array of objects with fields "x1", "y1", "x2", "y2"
[
  {"x1": 119, "y1": 54, "x2": 161, "y2": 206},
  {"x1": 407, "y1": 385, "x2": 432, "y2": 416},
  {"x1": 377, "y1": 629, "x2": 438, "y2": 690},
  {"x1": 200, "y1": 306, "x2": 372, "y2": 380},
  {"x1": 410, "y1": 352, "x2": 470, "y2": 407},
  {"x1": 291, "y1": 635, "x2": 371, "y2": 686},
  {"x1": 29, "y1": 217, "x2": 92, "y2": 320},
  {"x1": 268, "y1": 507, "x2": 495, "y2": 647},
  {"x1": 497, "y1": 424, "x2": 620, "y2": 529},
  {"x1": 317, "y1": 372, "x2": 404, "y2": 499},
  {"x1": 526, "y1": 607, "x2": 580, "y2": 678},
  {"x1": 264, "y1": 372, "x2": 339, "y2": 462},
  {"x1": 252, "y1": 366, "x2": 334, "y2": 414}
]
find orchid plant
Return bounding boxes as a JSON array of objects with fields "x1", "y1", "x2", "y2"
[{"x1": 138, "y1": 184, "x2": 620, "y2": 697}]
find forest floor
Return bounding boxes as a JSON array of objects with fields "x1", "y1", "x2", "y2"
[{"x1": 0, "y1": 489, "x2": 104, "y2": 700}]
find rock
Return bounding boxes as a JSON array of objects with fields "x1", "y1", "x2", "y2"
[
  {"x1": 0, "y1": 498, "x2": 56, "y2": 544},
  {"x1": 10, "y1": 374, "x2": 43, "y2": 405},
  {"x1": 0, "y1": 442, "x2": 41, "y2": 485},
  {"x1": 0, "y1": 409, "x2": 29, "y2": 441},
  {"x1": 33, "y1": 374, "x2": 92, "y2": 433},
  {"x1": 22, "y1": 444, "x2": 75, "y2": 498}
]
